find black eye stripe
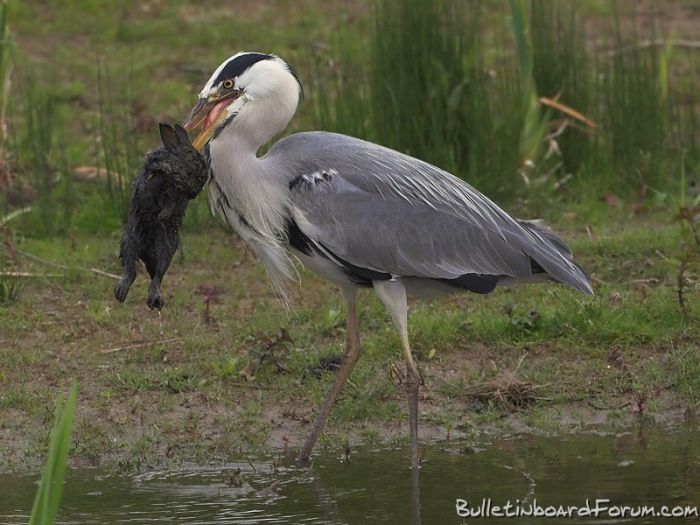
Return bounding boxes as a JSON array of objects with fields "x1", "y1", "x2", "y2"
[{"x1": 213, "y1": 53, "x2": 273, "y2": 85}]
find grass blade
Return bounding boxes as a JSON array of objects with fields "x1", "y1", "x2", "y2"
[{"x1": 29, "y1": 384, "x2": 78, "y2": 525}]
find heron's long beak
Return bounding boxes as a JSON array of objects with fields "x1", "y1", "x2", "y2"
[{"x1": 183, "y1": 95, "x2": 236, "y2": 151}]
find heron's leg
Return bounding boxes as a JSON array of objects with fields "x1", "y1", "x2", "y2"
[
  {"x1": 373, "y1": 279, "x2": 420, "y2": 472},
  {"x1": 298, "y1": 288, "x2": 360, "y2": 465}
]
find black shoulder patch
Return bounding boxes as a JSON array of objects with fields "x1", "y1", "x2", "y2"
[
  {"x1": 440, "y1": 273, "x2": 501, "y2": 295},
  {"x1": 285, "y1": 219, "x2": 314, "y2": 256},
  {"x1": 289, "y1": 170, "x2": 336, "y2": 191},
  {"x1": 284, "y1": 218, "x2": 390, "y2": 287},
  {"x1": 288, "y1": 175, "x2": 303, "y2": 191},
  {"x1": 214, "y1": 53, "x2": 273, "y2": 85},
  {"x1": 323, "y1": 245, "x2": 392, "y2": 285}
]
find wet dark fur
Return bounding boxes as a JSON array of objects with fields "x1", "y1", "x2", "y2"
[{"x1": 114, "y1": 124, "x2": 208, "y2": 309}]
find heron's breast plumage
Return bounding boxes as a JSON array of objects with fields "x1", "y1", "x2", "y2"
[{"x1": 207, "y1": 150, "x2": 297, "y2": 302}]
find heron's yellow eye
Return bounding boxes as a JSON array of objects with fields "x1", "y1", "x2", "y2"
[{"x1": 222, "y1": 79, "x2": 235, "y2": 90}]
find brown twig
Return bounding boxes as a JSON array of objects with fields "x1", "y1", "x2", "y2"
[
  {"x1": 539, "y1": 97, "x2": 597, "y2": 129},
  {"x1": 100, "y1": 337, "x2": 182, "y2": 354},
  {"x1": 0, "y1": 271, "x2": 64, "y2": 278},
  {"x1": 607, "y1": 39, "x2": 700, "y2": 57},
  {"x1": 624, "y1": 278, "x2": 660, "y2": 285},
  {"x1": 1, "y1": 245, "x2": 121, "y2": 280},
  {"x1": 89, "y1": 267, "x2": 122, "y2": 280}
]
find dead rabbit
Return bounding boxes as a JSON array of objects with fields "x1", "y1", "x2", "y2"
[{"x1": 114, "y1": 123, "x2": 208, "y2": 309}]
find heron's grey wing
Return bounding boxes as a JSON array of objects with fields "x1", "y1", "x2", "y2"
[{"x1": 272, "y1": 132, "x2": 592, "y2": 294}]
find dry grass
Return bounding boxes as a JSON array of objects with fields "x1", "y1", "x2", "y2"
[{"x1": 466, "y1": 354, "x2": 550, "y2": 409}]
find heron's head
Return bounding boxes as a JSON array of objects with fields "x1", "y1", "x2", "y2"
[{"x1": 183, "y1": 52, "x2": 302, "y2": 151}]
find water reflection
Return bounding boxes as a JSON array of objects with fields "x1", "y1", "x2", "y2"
[
  {"x1": 1, "y1": 422, "x2": 698, "y2": 524},
  {"x1": 411, "y1": 462, "x2": 421, "y2": 525}
]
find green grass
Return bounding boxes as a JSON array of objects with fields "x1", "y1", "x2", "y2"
[
  {"x1": 0, "y1": 0, "x2": 699, "y2": 472},
  {"x1": 316, "y1": 0, "x2": 699, "y2": 205},
  {"x1": 1, "y1": 1, "x2": 697, "y2": 236},
  {"x1": 2, "y1": 0, "x2": 347, "y2": 235},
  {"x1": 0, "y1": 214, "x2": 698, "y2": 470},
  {"x1": 29, "y1": 384, "x2": 77, "y2": 525}
]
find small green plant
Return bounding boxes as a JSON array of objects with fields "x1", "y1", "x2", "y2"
[
  {"x1": 29, "y1": 384, "x2": 77, "y2": 525},
  {"x1": 239, "y1": 329, "x2": 292, "y2": 381},
  {"x1": 667, "y1": 156, "x2": 700, "y2": 317},
  {"x1": 85, "y1": 300, "x2": 113, "y2": 324},
  {"x1": 210, "y1": 356, "x2": 243, "y2": 380},
  {"x1": 163, "y1": 367, "x2": 199, "y2": 393},
  {"x1": 0, "y1": 275, "x2": 20, "y2": 303},
  {"x1": 673, "y1": 198, "x2": 700, "y2": 317},
  {"x1": 109, "y1": 369, "x2": 156, "y2": 393},
  {"x1": 669, "y1": 347, "x2": 700, "y2": 408},
  {"x1": 504, "y1": 303, "x2": 542, "y2": 334}
]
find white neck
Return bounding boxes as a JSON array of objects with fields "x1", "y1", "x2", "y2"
[{"x1": 208, "y1": 86, "x2": 298, "y2": 242}]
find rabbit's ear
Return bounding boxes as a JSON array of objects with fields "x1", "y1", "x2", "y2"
[
  {"x1": 159, "y1": 123, "x2": 178, "y2": 152},
  {"x1": 173, "y1": 124, "x2": 193, "y2": 148}
]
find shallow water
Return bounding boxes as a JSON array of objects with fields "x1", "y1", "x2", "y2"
[{"x1": 2, "y1": 423, "x2": 699, "y2": 524}]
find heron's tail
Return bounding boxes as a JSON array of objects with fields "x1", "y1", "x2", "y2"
[{"x1": 517, "y1": 219, "x2": 593, "y2": 295}]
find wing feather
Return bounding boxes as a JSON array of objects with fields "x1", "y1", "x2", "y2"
[{"x1": 266, "y1": 132, "x2": 592, "y2": 294}]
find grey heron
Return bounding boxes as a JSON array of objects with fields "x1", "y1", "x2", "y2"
[{"x1": 183, "y1": 52, "x2": 593, "y2": 470}]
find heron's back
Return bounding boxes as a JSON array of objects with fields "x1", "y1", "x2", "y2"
[{"x1": 264, "y1": 131, "x2": 592, "y2": 295}]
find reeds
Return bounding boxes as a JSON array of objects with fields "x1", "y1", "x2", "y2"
[
  {"x1": 2, "y1": 1, "x2": 700, "y2": 236},
  {"x1": 2, "y1": 0, "x2": 78, "y2": 237},
  {"x1": 96, "y1": 59, "x2": 140, "y2": 226},
  {"x1": 0, "y1": 0, "x2": 13, "y2": 191},
  {"x1": 315, "y1": 0, "x2": 527, "y2": 197},
  {"x1": 17, "y1": 71, "x2": 58, "y2": 232},
  {"x1": 314, "y1": 0, "x2": 699, "y2": 205}
]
